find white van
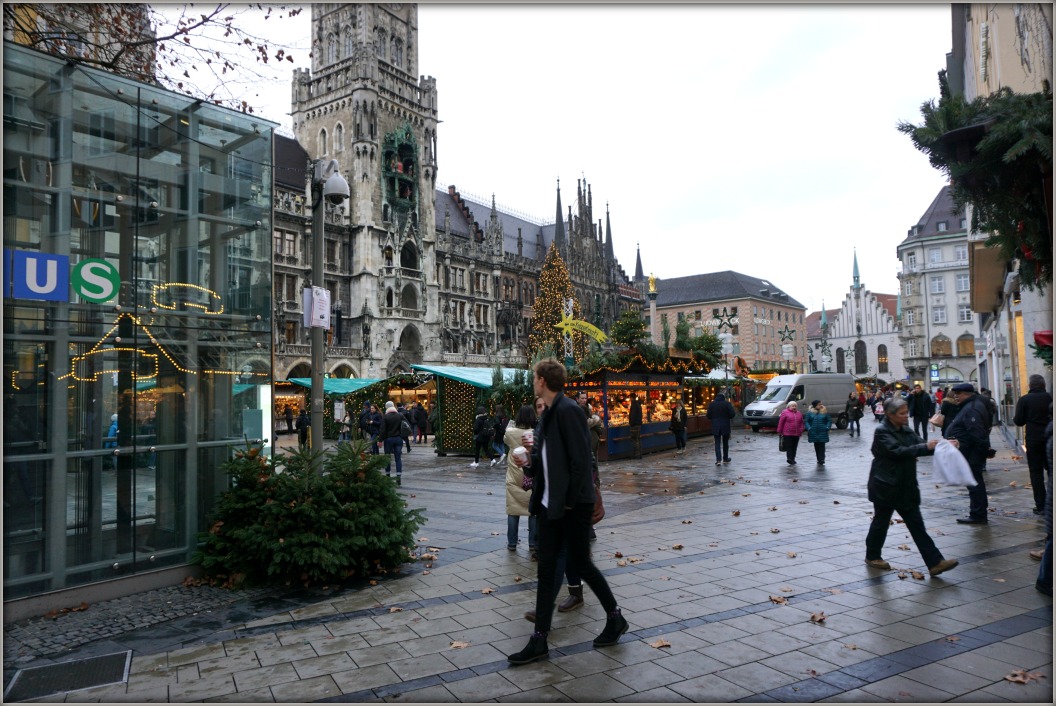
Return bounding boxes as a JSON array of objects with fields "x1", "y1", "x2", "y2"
[{"x1": 743, "y1": 373, "x2": 858, "y2": 431}]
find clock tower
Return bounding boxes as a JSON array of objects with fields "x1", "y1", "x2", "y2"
[{"x1": 291, "y1": 2, "x2": 440, "y2": 374}]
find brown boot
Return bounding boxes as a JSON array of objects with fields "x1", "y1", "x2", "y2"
[
  {"x1": 523, "y1": 609, "x2": 536, "y2": 622},
  {"x1": 557, "y1": 585, "x2": 584, "y2": 612}
]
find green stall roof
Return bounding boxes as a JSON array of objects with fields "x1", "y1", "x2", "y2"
[
  {"x1": 410, "y1": 364, "x2": 526, "y2": 389},
  {"x1": 287, "y1": 378, "x2": 385, "y2": 395}
]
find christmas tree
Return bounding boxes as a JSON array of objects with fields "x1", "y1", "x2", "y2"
[{"x1": 529, "y1": 242, "x2": 588, "y2": 363}]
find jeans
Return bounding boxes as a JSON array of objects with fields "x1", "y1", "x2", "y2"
[
  {"x1": 713, "y1": 433, "x2": 730, "y2": 462},
  {"x1": 783, "y1": 435, "x2": 800, "y2": 463},
  {"x1": 866, "y1": 501, "x2": 943, "y2": 568},
  {"x1": 849, "y1": 418, "x2": 861, "y2": 435},
  {"x1": 507, "y1": 514, "x2": 538, "y2": 549},
  {"x1": 629, "y1": 425, "x2": 642, "y2": 458},
  {"x1": 967, "y1": 466, "x2": 988, "y2": 519},
  {"x1": 1038, "y1": 536, "x2": 1053, "y2": 592},
  {"x1": 813, "y1": 441, "x2": 826, "y2": 463},
  {"x1": 534, "y1": 503, "x2": 618, "y2": 634},
  {"x1": 369, "y1": 434, "x2": 379, "y2": 455},
  {"x1": 1026, "y1": 438, "x2": 1048, "y2": 511},
  {"x1": 912, "y1": 416, "x2": 928, "y2": 441},
  {"x1": 383, "y1": 437, "x2": 403, "y2": 476},
  {"x1": 493, "y1": 440, "x2": 507, "y2": 457}
]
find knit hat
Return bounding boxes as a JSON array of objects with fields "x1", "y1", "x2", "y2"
[{"x1": 810, "y1": 400, "x2": 821, "y2": 408}]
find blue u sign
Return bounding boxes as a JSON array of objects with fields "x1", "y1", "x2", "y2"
[{"x1": 7, "y1": 250, "x2": 70, "y2": 301}]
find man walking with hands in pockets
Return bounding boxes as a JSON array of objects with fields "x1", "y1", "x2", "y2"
[{"x1": 507, "y1": 358, "x2": 628, "y2": 665}]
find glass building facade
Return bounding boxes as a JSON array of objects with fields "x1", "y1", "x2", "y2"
[{"x1": 3, "y1": 43, "x2": 276, "y2": 601}]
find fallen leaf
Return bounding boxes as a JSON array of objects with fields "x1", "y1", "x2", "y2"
[
  {"x1": 787, "y1": 552, "x2": 797, "y2": 558},
  {"x1": 1009, "y1": 481, "x2": 1018, "y2": 487},
  {"x1": 422, "y1": 570, "x2": 430, "y2": 575},
  {"x1": 843, "y1": 643, "x2": 858, "y2": 650},
  {"x1": 732, "y1": 510, "x2": 741, "y2": 517},
  {"x1": 659, "y1": 576, "x2": 671, "y2": 581},
  {"x1": 780, "y1": 586, "x2": 794, "y2": 593},
  {"x1": 490, "y1": 531, "x2": 501, "y2": 536},
  {"x1": 614, "y1": 551, "x2": 624, "y2": 558},
  {"x1": 898, "y1": 571, "x2": 908, "y2": 580},
  {"x1": 649, "y1": 638, "x2": 672, "y2": 649},
  {"x1": 770, "y1": 528, "x2": 781, "y2": 534},
  {"x1": 481, "y1": 587, "x2": 495, "y2": 594},
  {"x1": 425, "y1": 563, "x2": 433, "y2": 569},
  {"x1": 822, "y1": 588, "x2": 843, "y2": 595},
  {"x1": 768, "y1": 506, "x2": 779, "y2": 511},
  {"x1": 798, "y1": 500, "x2": 809, "y2": 504},
  {"x1": 750, "y1": 531, "x2": 759, "y2": 535},
  {"x1": 629, "y1": 557, "x2": 644, "y2": 563},
  {"x1": 616, "y1": 559, "x2": 628, "y2": 567},
  {"x1": 769, "y1": 595, "x2": 789, "y2": 605},
  {"x1": 806, "y1": 668, "x2": 819, "y2": 677},
  {"x1": 945, "y1": 636, "x2": 960, "y2": 642},
  {"x1": 456, "y1": 473, "x2": 463, "y2": 478},
  {"x1": 681, "y1": 520, "x2": 693, "y2": 524},
  {"x1": 418, "y1": 537, "x2": 429, "y2": 542},
  {"x1": 993, "y1": 578, "x2": 1006, "y2": 583},
  {"x1": 742, "y1": 493, "x2": 751, "y2": 497},
  {"x1": 809, "y1": 612, "x2": 826, "y2": 623},
  {"x1": 833, "y1": 500, "x2": 840, "y2": 505},
  {"x1": 708, "y1": 542, "x2": 719, "y2": 548},
  {"x1": 671, "y1": 544, "x2": 684, "y2": 550},
  {"x1": 449, "y1": 640, "x2": 471, "y2": 649},
  {"x1": 420, "y1": 553, "x2": 437, "y2": 561},
  {"x1": 514, "y1": 576, "x2": 522, "y2": 582},
  {"x1": 388, "y1": 606, "x2": 403, "y2": 613},
  {"x1": 427, "y1": 547, "x2": 442, "y2": 552},
  {"x1": 369, "y1": 580, "x2": 378, "y2": 586},
  {"x1": 897, "y1": 544, "x2": 911, "y2": 551},
  {"x1": 911, "y1": 571, "x2": 925, "y2": 580}
]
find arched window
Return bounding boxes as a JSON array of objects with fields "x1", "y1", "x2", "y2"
[
  {"x1": 344, "y1": 26, "x2": 354, "y2": 57},
  {"x1": 326, "y1": 34, "x2": 336, "y2": 64},
  {"x1": 400, "y1": 284, "x2": 418, "y2": 311},
  {"x1": 835, "y1": 347, "x2": 845, "y2": 373},
  {"x1": 930, "y1": 335, "x2": 952, "y2": 357},
  {"x1": 400, "y1": 241, "x2": 418, "y2": 270},
  {"x1": 385, "y1": 288, "x2": 394, "y2": 308},
  {"x1": 393, "y1": 38, "x2": 403, "y2": 67},
  {"x1": 956, "y1": 333, "x2": 975, "y2": 357},
  {"x1": 334, "y1": 123, "x2": 344, "y2": 152},
  {"x1": 318, "y1": 128, "x2": 328, "y2": 156},
  {"x1": 375, "y1": 28, "x2": 386, "y2": 58},
  {"x1": 877, "y1": 344, "x2": 889, "y2": 374},
  {"x1": 854, "y1": 340, "x2": 867, "y2": 375}
]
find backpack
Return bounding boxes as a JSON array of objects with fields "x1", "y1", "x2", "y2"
[{"x1": 400, "y1": 418, "x2": 412, "y2": 439}]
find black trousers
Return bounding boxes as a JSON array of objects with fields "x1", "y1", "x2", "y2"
[
  {"x1": 783, "y1": 435, "x2": 800, "y2": 463},
  {"x1": 967, "y1": 466, "x2": 989, "y2": 519},
  {"x1": 813, "y1": 441, "x2": 826, "y2": 463},
  {"x1": 1026, "y1": 438, "x2": 1049, "y2": 511},
  {"x1": 866, "y1": 501, "x2": 943, "y2": 568},
  {"x1": 713, "y1": 434, "x2": 730, "y2": 462},
  {"x1": 534, "y1": 503, "x2": 618, "y2": 634},
  {"x1": 912, "y1": 416, "x2": 929, "y2": 441}
]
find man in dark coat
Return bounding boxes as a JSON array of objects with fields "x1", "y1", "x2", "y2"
[
  {"x1": 295, "y1": 408, "x2": 310, "y2": 449},
  {"x1": 414, "y1": 402, "x2": 428, "y2": 444},
  {"x1": 706, "y1": 392, "x2": 737, "y2": 466},
  {"x1": 1014, "y1": 374, "x2": 1052, "y2": 515},
  {"x1": 907, "y1": 384, "x2": 935, "y2": 441},
  {"x1": 944, "y1": 382, "x2": 992, "y2": 524},
  {"x1": 628, "y1": 394, "x2": 643, "y2": 459},
  {"x1": 507, "y1": 359, "x2": 627, "y2": 665}
]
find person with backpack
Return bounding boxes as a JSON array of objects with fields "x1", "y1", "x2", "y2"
[
  {"x1": 398, "y1": 403, "x2": 413, "y2": 452},
  {"x1": 471, "y1": 406, "x2": 495, "y2": 468}
]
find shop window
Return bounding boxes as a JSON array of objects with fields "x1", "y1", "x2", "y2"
[
  {"x1": 877, "y1": 345, "x2": 889, "y2": 373},
  {"x1": 956, "y1": 334, "x2": 975, "y2": 356},
  {"x1": 931, "y1": 335, "x2": 952, "y2": 356}
]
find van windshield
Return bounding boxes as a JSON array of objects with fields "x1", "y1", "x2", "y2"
[{"x1": 758, "y1": 385, "x2": 791, "y2": 402}]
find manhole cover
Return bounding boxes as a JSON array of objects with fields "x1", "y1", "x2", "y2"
[{"x1": 3, "y1": 650, "x2": 131, "y2": 702}]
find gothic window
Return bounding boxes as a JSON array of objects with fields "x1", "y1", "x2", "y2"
[
  {"x1": 344, "y1": 25, "x2": 354, "y2": 56},
  {"x1": 375, "y1": 28, "x2": 386, "y2": 58},
  {"x1": 384, "y1": 246, "x2": 393, "y2": 267},
  {"x1": 318, "y1": 128, "x2": 328, "y2": 155},
  {"x1": 393, "y1": 38, "x2": 403, "y2": 67},
  {"x1": 835, "y1": 348, "x2": 845, "y2": 373},
  {"x1": 334, "y1": 123, "x2": 344, "y2": 152},
  {"x1": 854, "y1": 340, "x2": 867, "y2": 375},
  {"x1": 327, "y1": 33, "x2": 337, "y2": 64},
  {"x1": 401, "y1": 284, "x2": 418, "y2": 311},
  {"x1": 956, "y1": 334, "x2": 975, "y2": 357},
  {"x1": 386, "y1": 288, "x2": 394, "y2": 308},
  {"x1": 400, "y1": 241, "x2": 418, "y2": 270},
  {"x1": 877, "y1": 345, "x2": 889, "y2": 373}
]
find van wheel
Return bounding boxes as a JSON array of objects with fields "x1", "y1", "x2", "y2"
[{"x1": 835, "y1": 414, "x2": 848, "y2": 430}]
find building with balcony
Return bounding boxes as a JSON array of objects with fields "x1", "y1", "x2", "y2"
[{"x1": 896, "y1": 186, "x2": 979, "y2": 392}]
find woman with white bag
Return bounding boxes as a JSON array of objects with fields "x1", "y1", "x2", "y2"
[{"x1": 864, "y1": 397, "x2": 959, "y2": 577}]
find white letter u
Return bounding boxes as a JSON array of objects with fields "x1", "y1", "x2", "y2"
[{"x1": 25, "y1": 258, "x2": 58, "y2": 294}]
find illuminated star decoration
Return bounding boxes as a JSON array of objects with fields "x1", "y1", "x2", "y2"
[
  {"x1": 715, "y1": 306, "x2": 737, "y2": 331},
  {"x1": 778, "y1": 324, "x2": 796, "y2": 342}
]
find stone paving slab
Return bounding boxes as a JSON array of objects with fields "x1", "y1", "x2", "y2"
[{"x1": 3, "y1": 424, "x2": 1052, "y2": 702}]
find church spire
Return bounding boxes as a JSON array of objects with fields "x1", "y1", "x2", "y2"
[
  {"x1": 554, "y1": 178, "x2": 566, "y2": 260},
  {"x1": 852, "y1": 248, "x2": 861, "y2": 290},
  {"x1": 604, "y1": 203, "x2": 614, "y2": 263},
  {"x1": 634, "y1": 242, "x2": 644, "y2": 282}
]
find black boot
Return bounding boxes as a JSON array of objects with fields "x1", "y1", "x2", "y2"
[
  {"x1": 593, "y1": 610, "x2": 628, "y2": 647},
  {"x1": 508, "y1": 633, "x2": 549, "y2": 665}
]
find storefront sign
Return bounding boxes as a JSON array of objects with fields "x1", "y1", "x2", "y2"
[{"x1": 4, "y1": 249, "x2": 120, "y2": 303}]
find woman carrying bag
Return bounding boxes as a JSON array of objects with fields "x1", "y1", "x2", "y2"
[
  {"x1": 776, "y1": 401, "x2": 805, "y2": 465},
  {"x1": 804, "y1": 400, "x2": 831, "y2": 465},
  {"x1": 865, "y1": 396, "x2": 959, "y2": 577}
]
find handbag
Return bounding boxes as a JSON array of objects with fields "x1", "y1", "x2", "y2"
[
  {"x1": 591, "y1": 489, "x2": 605, "y2": 525},
  {"x1": 778, "y1": 435, "x2": 786, "y2": 452},
  {"x1": 932, "y1": 439, "x2": 976, "y2": 486},
  {"x1": 521, "y1": 473, "x2": 533, "y2": 491}
]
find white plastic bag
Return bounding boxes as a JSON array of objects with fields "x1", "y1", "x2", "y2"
[{"x1": 932, "y1": 439, "x2": 976, "y2": 487}]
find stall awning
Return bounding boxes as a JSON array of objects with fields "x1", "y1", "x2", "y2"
[
  {"x1": 287, "y1": 377, "x2": 384, "y2": 395},
  {"x1": 410, "y1": 364, "x2": 525, "y2": 389}
]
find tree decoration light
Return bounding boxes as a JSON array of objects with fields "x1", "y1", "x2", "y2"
[{"x1": 529, "y1": 243, "x2": 587, "y2": 363}]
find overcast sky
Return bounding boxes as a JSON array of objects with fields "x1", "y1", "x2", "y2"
[{"x1": 180, "y1": 3, "x2": 955, "y2": 316}]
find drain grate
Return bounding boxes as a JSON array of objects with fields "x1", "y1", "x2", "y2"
[{"x1": 3, "y1": 650, "x2": 131, "y2": 702}]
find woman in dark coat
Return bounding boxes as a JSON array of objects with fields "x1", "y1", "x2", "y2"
[
  {"x1": 865, "y1": 397, "x2": 958, "y2": 576},
  {"x1": 669, "y1": 400, "x2": 688, "y2": 454},
  {"x1": 804, "y1": 400, "x2": 831, "y2": 465},
  {"x1": 706, "y1": 393, "x2": 736, "y2": 466},
  {"x1": 471, "y1": 406, "x2": 494, "y2": 468}
]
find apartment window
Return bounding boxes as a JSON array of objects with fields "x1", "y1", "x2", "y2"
[
  {"x1": 907, "y1": 339, "x2": 918, "y2": 357},
  {"x1": 906, "y1": 309, "x2": 916, "y2": 325},
  {"x1": 903, "y1": 280, "x2": 913, "y2": 296},
  {"x1": 932, "y1": 307, "x2": 947, "y2": 324},
  {"x1": 694, "y1": 310, "x2": 701, "y2": 320},
  {"x1": 928, "y1": 248, "x2": 942, "y2": 263},
  {"x1": 937, "y1": 221, "x2": 947, "y2": 232},
  {"x1": 906, "y1": 252, "x2": 917, "y2": 268},
  {"x1": 958, "y1": 304, "x2": 973, "y2": 323},
  {"x1": 929, "y1": 275, "x2": 945, "y2": 294},
  {"x1": 954, "y1": 244, "x2": 968, "y2": 261},
  {"x1": 956, "y1": 273, "x2": 970, "y2": 292},
  {"x1": 677, "y1": 312, "x2": 685, "y2": 321}
]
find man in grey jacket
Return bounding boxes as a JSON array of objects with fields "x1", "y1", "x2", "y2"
[{"x1": 944, "y1": 382, "x2": 992, "y2": 524}]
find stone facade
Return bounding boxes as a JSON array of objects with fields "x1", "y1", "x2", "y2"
[{"x1": 276, "y1": 3, "x2": 640, "y2": 379}]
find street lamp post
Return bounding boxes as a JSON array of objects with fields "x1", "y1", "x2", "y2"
[
  {"x1": 309, "y1": 159, "x2": 349, "y2": 465},
  {"x1": 719, "y1": 332, "x2": 733, "y2": 397}
]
